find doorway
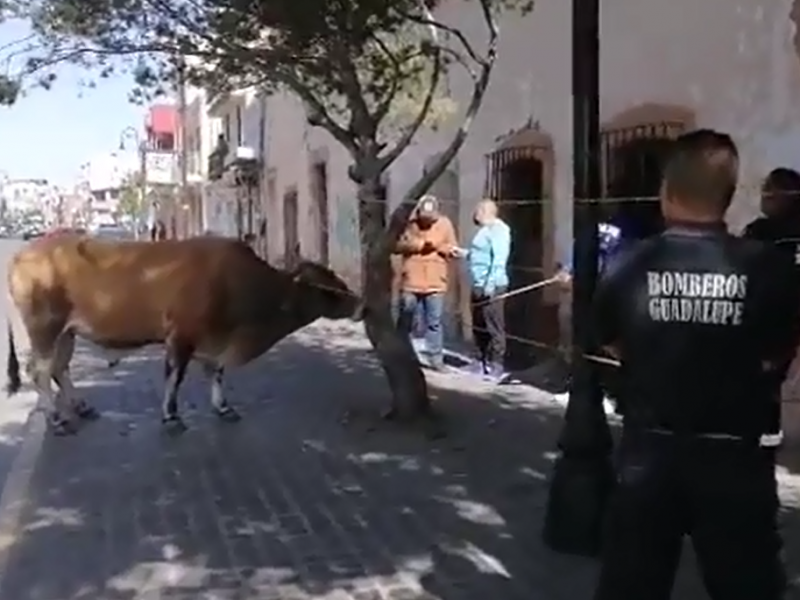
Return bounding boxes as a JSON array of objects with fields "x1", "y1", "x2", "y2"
[
  {"x1": 311, "y1": 162, "x2": 330, "y2": 266},
  {"x1": 283, "y1": 188, "x2": 300, "y2": 269},
  {"x1": 496, "y1": 154, "x2": 549, "y2": 370}
]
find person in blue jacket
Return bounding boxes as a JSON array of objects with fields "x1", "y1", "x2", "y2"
[
  {"x1": 559, "y1": 220, "x2": 624, "y2": 277},
  {"x1": 452, "y1": 199, "x2": 512, "y2": 381},
  {"x1": 556, "y1": 220, "x2": 625, "y2": 413}
]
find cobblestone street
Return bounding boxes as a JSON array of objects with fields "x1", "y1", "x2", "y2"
[{"x1": 0, "y1": 320, "x2": 797, "y2": 599}]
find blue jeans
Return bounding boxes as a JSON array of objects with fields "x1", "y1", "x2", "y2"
[{"x1": 398, "y1": 292, "x2": 444, "y2": 366}]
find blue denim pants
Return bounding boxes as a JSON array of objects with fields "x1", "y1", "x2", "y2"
[{"x1": 397, "y1": 292, "x2": 444, "y2": 366}]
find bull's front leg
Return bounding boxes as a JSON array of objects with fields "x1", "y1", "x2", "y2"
[
  {"x1": 162, "y1": 345, "x2": 191, "y2": 435},
  {"x1": 201, "y1": 362, "x2": 241, "y2": 423}
]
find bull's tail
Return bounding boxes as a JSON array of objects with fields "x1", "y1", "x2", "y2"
[{"x1": 6, "y1": 321, "x2": 21, "y2": 395}]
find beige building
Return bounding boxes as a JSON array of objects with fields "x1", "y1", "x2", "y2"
[
  {"x1": 189, "y1": 0, "x2": 800, "y2": 440},
  {"x1": 252, "y1": 0, "x2": 800, "y2": 361}
]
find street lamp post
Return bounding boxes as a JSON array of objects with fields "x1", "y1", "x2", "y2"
[
  {"x1": 119, "y1": 126, "x2": 147, "y2": 240},
  {"x1": 542, "y1": 0, "x2": 613, "y2": 558},
  {"x1": 176, "y1": 58, "x2": 189, "y2": 238}
]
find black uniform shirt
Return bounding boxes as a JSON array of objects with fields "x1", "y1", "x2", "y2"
[
  {"x1": 593, "y1": 221, "x2": 800, "y2": 438},
  {"x1": 743, "y1": 214, "x2": 800, "y2": 271},
  {"x1": 743, "y1": 215, "x2": 800, "y2": 383}
]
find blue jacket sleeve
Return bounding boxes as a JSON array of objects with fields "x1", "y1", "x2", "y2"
[{"x1": 483, "y1": 225, "x2": 511, "y2": 293}]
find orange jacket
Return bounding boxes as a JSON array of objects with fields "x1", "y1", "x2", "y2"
[{"x1": 395, "y1": 216, "x2": 458, "y2": 293}]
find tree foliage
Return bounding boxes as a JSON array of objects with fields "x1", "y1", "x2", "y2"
[
  {"x1": 1, "y1": 0, "x2": 529, "y2": 174},
  {"x1": 116, "y1": 173, "x2": 142, "y2": 219},
  {"x1": 0, "y1": 0, "x2": 533, "y2": 421}
]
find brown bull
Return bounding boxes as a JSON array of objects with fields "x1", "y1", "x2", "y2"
[{"x1": 6, "y1": 235, "x2": 361, "y2": 435}]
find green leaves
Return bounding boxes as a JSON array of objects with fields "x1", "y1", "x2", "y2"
[{"x1": 117, "y1": 175, "x2": 142, "y2": 218}]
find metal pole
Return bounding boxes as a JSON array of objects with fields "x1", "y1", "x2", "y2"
[
  {"x1": 247, "y1": 182, "x2": 254, "y2": 236},
  {"x1": 177, "y1": 59, "x2": 189, "y2": 238},
  {"x1": 139, "y1": 141, "x2": 147, "y2": 240},
  {"x1": 542, "y1": 0, "x2": 613, "y2": 558},
  {"x1": 236, "y1": 181, "x2": 244, "y2": 239}
]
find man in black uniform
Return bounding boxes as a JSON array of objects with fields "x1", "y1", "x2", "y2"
[
  {"x1": 592, "y1": 129, "x2": 800, "y2": 600},
  {"x1": 743, "y1": 167, "x2": 800, "y2": 451},
  {"x1": 744, "y1": 167, "x2": 800, "y2": 240}
]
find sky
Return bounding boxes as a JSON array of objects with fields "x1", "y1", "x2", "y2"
[{"x1": 0, "y1": 19, "x2": 150, "y2": 186}]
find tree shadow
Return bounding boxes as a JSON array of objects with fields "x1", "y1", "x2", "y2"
[{"x1": 0, "y1": 321, "x2": 797, "y2": 600}]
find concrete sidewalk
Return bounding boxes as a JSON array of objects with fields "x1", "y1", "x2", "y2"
[{"x1": 0, "y1": 320, "x2": 796, "y2": 600}]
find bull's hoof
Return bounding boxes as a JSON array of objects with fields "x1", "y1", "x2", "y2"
[
  {"x1": 214, "y1": 406, "x2": 241, "y2": 423},
  {"x1": 49, "y1": 417, "x2": 78, "y2": 436},
  {"x1": 75, "y1": 401, "x2": 100, "y2": 421},
  {"x1": 161, "y1": 416, "x2": 187, "y2": 436}
]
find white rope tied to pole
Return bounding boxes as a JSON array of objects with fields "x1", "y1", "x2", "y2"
[{"x1": 474, "y1": 275, "x2": 561, "y2": 305}]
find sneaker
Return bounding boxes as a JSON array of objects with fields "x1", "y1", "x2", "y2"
[
  {"x1": 465, "y1": 360, "x2": 487, "y2": 376},
  {"x1": 483, "y1": 363, "x2": 509, "y2": 383},
  {"x1": 551, "y1": 392, "x2": 615, "y2": 415},
  {"x1": 428, "y1": 361, "x2": 447, "y2": 373},
  {"x1": 425, "y1": 353, "x2": 447, "y2": 372}
]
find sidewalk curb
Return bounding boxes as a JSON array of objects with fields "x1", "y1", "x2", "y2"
[{"x1": 0, "y1": 395, "x2": 45, "y2": 591}]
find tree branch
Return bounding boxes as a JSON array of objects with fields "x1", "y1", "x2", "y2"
[
  {"x1": 331, "y1": 43, "x2": 374, "y2": 144},
  {"x1": 278, "y1": 71, "x2": 360, "y2": 155},
  {"x1": 374, "y1": 0, "x2": 500, "y2": 259},
  {"x1": 401, "y1": 13, "x2": 485, "y2": 67},
  {"x1": 370, "y1": 34, "x2": 405, "y2": 125},
  {"x1": 375, "y1": 49, "x2": 441, "y2": 172}
]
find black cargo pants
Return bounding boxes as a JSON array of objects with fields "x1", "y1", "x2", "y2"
[{"x1": 594, "y1": 431, "x2": 784, "y2": 600}]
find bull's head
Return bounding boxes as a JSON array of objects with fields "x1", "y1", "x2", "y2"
[{"x1": 289, "y1": 261, "x2": 363, "y2": 321}]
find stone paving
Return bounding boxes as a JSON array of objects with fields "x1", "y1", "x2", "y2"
[{"x1": 0, "y1": 320, "x2": 798, "y2": 599}]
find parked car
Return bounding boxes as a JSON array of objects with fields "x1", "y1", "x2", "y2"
[{"x1": 92, "y1": 225, "x2": 134, "y2": 240}]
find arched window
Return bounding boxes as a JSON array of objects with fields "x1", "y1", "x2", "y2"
[{"x1": 601, "y1": 103, "x2": 695, "y2": 239}]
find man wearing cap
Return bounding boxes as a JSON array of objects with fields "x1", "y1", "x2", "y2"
[{"x1": 395, "y1": 195, "x2": 459, "y2": 371}]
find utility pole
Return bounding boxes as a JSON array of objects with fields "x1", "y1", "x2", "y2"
[
  {"x1": 139, "y1": 141, "x2": 147, "y2": 240},
  {"x1": 542, "y1": 0, "x2": 613, "y2": 558},
  {"x1": 176, "y1": 58, "x2": 189, "y2": 238}
]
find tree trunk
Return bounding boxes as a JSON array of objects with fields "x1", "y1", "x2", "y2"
[{"x1": 358, "y1": 177, "x2": 431, "y2": 420}]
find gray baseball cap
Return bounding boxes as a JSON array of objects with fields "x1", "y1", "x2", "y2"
[{"x1": 417, "y1": 195, "x2": 439, "y2": 217}]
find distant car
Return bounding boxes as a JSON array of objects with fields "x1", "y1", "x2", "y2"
[
  {"x1": 42, "y1": 227, "x2": 87, "y2": 239},
  {"x1": 22, "y1": 229, "x2": 43, "y2": 241},
  {"x1": 93, "y1": 225, "x2": 134, "y2": 241}
]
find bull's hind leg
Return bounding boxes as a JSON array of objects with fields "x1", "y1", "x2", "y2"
[
  {"x1": 22, "y1": 318, "x2": 77, "y2": 436},
  {"x1": 28, "y1": 344, "x2": 76, "y2": 436},
  {"x1": 200, "y1": 361, "x2": 241, "y2": 423},
  {"x1": 51, "y1": 333, "x2": 99, "y2": 421},
  {"x1": 162, "y1": 341, "x2": 191, "y2": 435},
  {"x1": 30, "y1": 355, "x2": 76, "y2": 435}
]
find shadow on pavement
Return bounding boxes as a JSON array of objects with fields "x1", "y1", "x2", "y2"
[{"x1": 0, "y1": 321, "x2": 797, "y2": 600}]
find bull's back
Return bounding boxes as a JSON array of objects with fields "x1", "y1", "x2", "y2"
[
  {"x1": 15, "y1": 237, "x2": 252, "y2": 347},
  {"x1": 8, "y1": 241, "x2": 66, "y2": 320}
]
